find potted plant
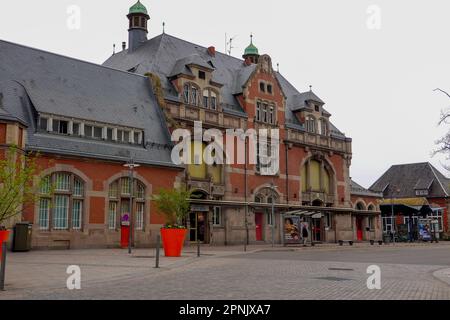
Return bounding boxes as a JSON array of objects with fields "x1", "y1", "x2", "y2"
[
  {"x1": 153, "y1": 188, "x2": 192, "y2": 257},
  {"x1": 0, "y1": 146, "x2": 44, "y2": 257}
]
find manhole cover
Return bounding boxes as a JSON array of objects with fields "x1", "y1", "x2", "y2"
[
  {"x1": 328, "y1": 268, "x2": 354, "y2": 271},
  {"x1": 315, "y1": 276, "x2": 352, "y2": 282}
]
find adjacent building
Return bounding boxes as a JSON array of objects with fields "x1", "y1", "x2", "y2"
[{"x1": 369, "y1": 162, "x2": 450, "y2": 240}]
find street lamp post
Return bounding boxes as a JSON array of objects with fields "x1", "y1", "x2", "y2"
[
  {"x1": 270, "y1": 182, "x2": 278, "y2": 248},
  {"x1": 390, "y1": 186, "x2": 400, "y2": 245},
  {"x1": 123, "y1": 158, "x2": 141, "y2": 254}
]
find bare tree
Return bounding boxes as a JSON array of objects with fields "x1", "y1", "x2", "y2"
[{"x1": 433, "y1": 88, "x2": 450, "y2": 171}]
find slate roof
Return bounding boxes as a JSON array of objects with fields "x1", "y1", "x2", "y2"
[
  {"x1": 103, "y1": 33, "x2": 348, "y2": 140},
  {"x1": 350, "y1": 179, "x2": 382, "y2": 198},
  {"x1": 0, "y1": 40, "x2": 179, "y2": 168},
  {"x1": 369, "y1": 163, "x2": 450, "y2": 198}
]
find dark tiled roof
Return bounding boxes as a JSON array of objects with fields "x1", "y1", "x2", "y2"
[
  {"x1": 0, "y1": 40, "x2": 179, "y2": 168},
  {"x1": 369, "y1": 163, "x2": 450, "y2": 198},
  {"x1": 103, "y1": 33, "x2": 346, "y2": 139},
  {"x1": 350, "y1": 179, "x2": 383, "y2": 197}
]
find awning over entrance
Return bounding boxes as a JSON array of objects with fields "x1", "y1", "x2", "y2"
[
  {"x1": 379, "y1": 197, "x2": 432, "y2": 215},
  {"x1": 284, "y1": 210, "x2": 323, "y2": 219}
]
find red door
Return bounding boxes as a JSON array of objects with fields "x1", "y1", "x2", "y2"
[
  {"x1": 356, "y1": 217, "x2": 363, "y2": 241},
  {"x1": 121, "y1": 225, "x2": 130, "y2": 248},
  {"x1": 255, "y1": 213, "x2": 263, "y2": 241}
]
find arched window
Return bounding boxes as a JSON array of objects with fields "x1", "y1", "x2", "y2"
[
  {"x1": 300, "y1": 159, "x2": 332, "y2": 194},
  {"x1": 356, "y1": 202, "x2": 366, "y2": 211},
  {"x1": 108, "y1": 178, "x2": 146, "y2": 231},
  {"x1": 183, "y1": 83, "x2": 199, "y2": 106},
  {"x1": 368, "y1": 204, "x2": 376, "y2": 211},
  {"x1": 305, "y1": 116, "x2": 316, "y2": 133},
  {"x1": 38, "y1": 172, "x2": 85, "y2": 231}
]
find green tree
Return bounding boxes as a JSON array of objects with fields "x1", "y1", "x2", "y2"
[
  {"x1": 0, "y1": 146, "x2": 45, "y2": 229},
  {"x1": 152, "y1": 187, "x2": 193, "y2": 228}
]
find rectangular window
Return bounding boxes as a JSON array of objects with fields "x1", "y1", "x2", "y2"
[
  {"x1": 267, "y1": 84, "x2": 273, "y2": 94},
  {"x1": 256, "y1": 102, "x2": 261, "y2": 122},
  {"x1": 53, "y1": 195, "x2": 69, "y2": 230},
  {"x1": 269, "y1": 105, "x2": 275, "y2": 124},
  {"x1": 135, "y1": 202, "x2": 144, "y2": 230},
  {"x1": 134, "y1": 132, "x2": 140, "y2": 144},
  {"x1": 72, "y1": 200, "x2": 83, "y2": 230},
  {"x1": 210, "y1": 96, "x2": 217, "y2": 110},
  {"x1": 72, "y1": 122, "x2": 80, "y2": 136},
  {"x1": 368, "y1": 216, "x2": 374, "y2": 230},
  {"x1": 213, "y1": 206, "x2": 222, "y2": 226},
  {"x1": 38, "y1": 198, "x2": 50, "y2": 230},
  {"x1": 54, "y1": 173, "x2": 70, "y2": 192},
  {"x1": 107, "y1": 128, "x2": 113, "y2": 141},
  {"x1": 52, "y1": 120, "x2": 68, "y2": 134},
  {"x1": 262, "y1": 103, "x2": 268, "y2": 123},
  {"x1": 135, "y1": 183, "x2": 145, "y2": 200},
  {"x1": 191, "y1": 87, "x2": 198, "y2": 106},
  {"x1": 183, "y1": 84, "x2": 190, "y2": 104},
  {"x1": 85, "y1": 125, "x2": 93, "y2": 138},
  {"x1": 199, "y1": 70, "x2": 206, "y2": 80},
  {"x1": 109, "y1": 182, "x2": 119, "y2": 199},
  {"x1": 40, "y1": 176, "x2": 51, "y2": 194},
  {"x1": 259, "y1": 82, "x2": 265, "y2": 92},
  {"x1": 93, "y1": 126, "x2": 103, "y2": 139},
  {"x1": 267, "y1": 211, "x2": 273, "y2": 226},
  {"x1": 121, "y1": 178, "x2": 131, "y2": 195},
  {"x1": 39, "y1": 117, "x2": 48, "y2": 131},
  {"x1": 203, "y1": 95, "x2": 209, "y2": 109},
  {"x1": 73, "y1": 179, "x2": 84, "y2": 197},
  {"x1": 108, "y1": 202, "x2": 117, "y2": 230},
  {"x1": 123, "y1": 131, "x2": 130, "y2": 143}
]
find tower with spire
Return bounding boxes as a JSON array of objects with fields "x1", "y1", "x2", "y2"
[
  {"x1": 127, "y1": 1, "x2": 150, "y2": 53},
  {"x1": 242, "y1": 34, "x2": 260, "y2": 64}
]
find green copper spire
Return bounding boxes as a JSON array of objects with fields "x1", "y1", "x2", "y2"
[
  {"x1": 244, "y1": 34, "x2": 259, "y2": 56},
  {"x1": 129, "y1": 1, "x2": 148, "y2": 15}
]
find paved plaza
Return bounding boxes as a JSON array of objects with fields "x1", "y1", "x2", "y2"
[{"x1": 1, "y1": 243, "x2": 450, "y2": 300}]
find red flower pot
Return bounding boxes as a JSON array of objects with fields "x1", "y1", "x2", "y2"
[
  {"x1": 0, "y1": 230, "x2": 10, "y2": 260},
  {"x1": 160, "y1": 228, "x2": 187, "y2": 257}
]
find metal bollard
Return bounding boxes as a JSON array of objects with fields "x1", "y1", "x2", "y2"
[
  {"x1": 0, "y1": 242, "x2": 7, "y2": 291},
  {"x1": 155, "y1": 235, "x2": 160, "y2": 269},
  {"x1": 197, "y1": 240, "x2": 200, "y2": 257}
]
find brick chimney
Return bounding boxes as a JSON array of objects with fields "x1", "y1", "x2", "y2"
[{"x1": 207, "y1": 46, "x2": 216, "y2": 57}]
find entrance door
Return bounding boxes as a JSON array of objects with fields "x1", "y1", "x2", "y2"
[
  {"x1": 255, "y1": 213, "x2": 263, "y2": 241},
  {"x1": 356, "y1": 217, "x2": 363, "y2": 241},
  {"x1": 312, "y1": 219, "x2": 322, "y2": 242},
  {"x1": 189, "y1": 212, "x2": 208, "y2": 243}
]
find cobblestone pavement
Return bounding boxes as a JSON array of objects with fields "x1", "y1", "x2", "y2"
[{"x1": 2, "y1": 243, "x2": 450, "y2": 300}]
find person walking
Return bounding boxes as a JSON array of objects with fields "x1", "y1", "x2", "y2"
[{"x1": 302, "y1": 225, "x2": 309, "y2": 246}]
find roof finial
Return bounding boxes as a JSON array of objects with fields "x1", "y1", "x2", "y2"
[
  {"x1": 250, "y1": 33, "x2": 254, "y2": 44},
  {"x1": 163, "y1": 22, "x2": 165, "y2": 34},
  {"x1": 277, "y1": 63, "x2": 280, "y2": 72},
  {"x1": 309, "y1": 85, "x2": 312, "y2": 92},
  {"x1": 113, "y1": 44, "x2": 116, "y2": 55}
]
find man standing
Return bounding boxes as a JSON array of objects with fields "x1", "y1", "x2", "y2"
[{"x1": 302, "y1": 224, "x2": 309, "y2": 246}]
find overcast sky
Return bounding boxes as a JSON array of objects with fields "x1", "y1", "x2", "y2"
[{"x1": 1, "y1": 0, "x2": 449, "y2": 187}]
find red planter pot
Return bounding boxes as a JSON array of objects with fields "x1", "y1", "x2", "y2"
[
  {"x1": 160, "y1": 228, "x2": 187, "y2": 257},
  {"x1": 0, "y1": 230, "x2": 10, "y2": 260}
]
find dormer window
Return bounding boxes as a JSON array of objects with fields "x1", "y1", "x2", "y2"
[
  {"x1": 39, "y1": 117, "x2": 48, "y2": 131},
  {"x1": 202, "y1": 88, "x2": 218, "y2": 110},
  {"x1": 315, "y1": 105, "x2": 320, "y2": 112},
  {"x1": 52, "y1": 119, "x2": 68, "y2": 135},
  {"x1": 198, "y1": 70, "x2": 206, "y2": 80},
  {"x1": 183, "y1": 83, "x2": 199, "y2": 106},
  {"x1": 318, "y1": 118, "x2": 328, "y2": 136},
  {"x1": 415, "y1": 189, "x2": 429, "y2": 196},
  {"x1": 305, "y1": 116, "x2": 316, "y2": 133}
]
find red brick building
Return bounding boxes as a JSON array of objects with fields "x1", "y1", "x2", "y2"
[{"x1": 0, "y1": 1, "x2": 383, "y2": 248}]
